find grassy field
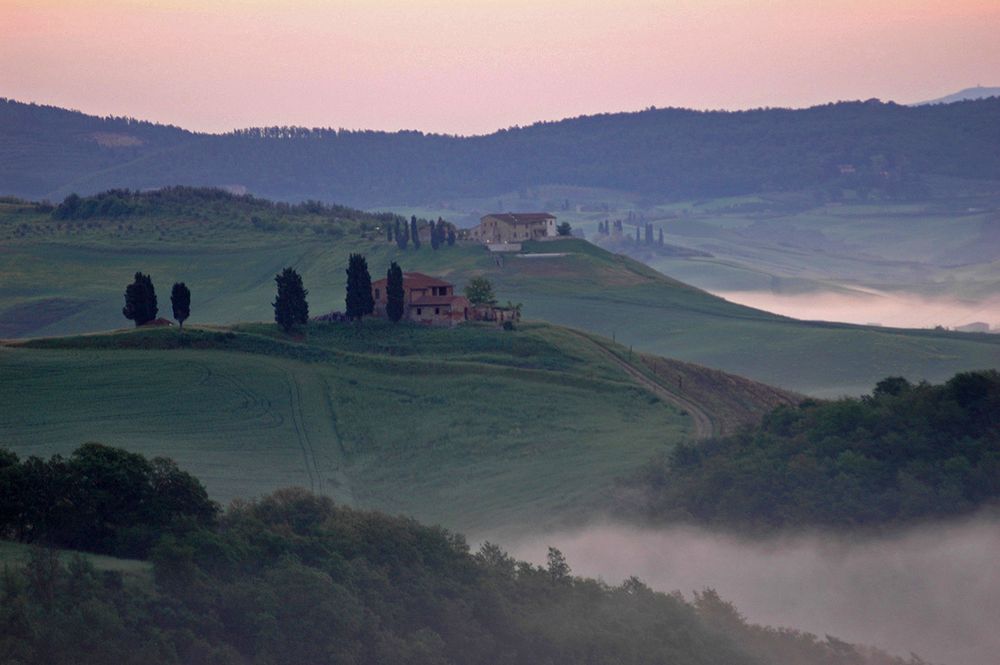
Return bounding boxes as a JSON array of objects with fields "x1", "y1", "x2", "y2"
[
  {"x1": 1, "y1": 197, "x2": 997, "y2": 396},
  {"x1": 1, "y1": 322, "x2": 697, "y2": 535}
]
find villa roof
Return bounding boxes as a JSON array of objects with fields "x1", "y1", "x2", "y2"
[
  {"x1": 482, "y1": 213, "x2": 556, "y2": 225},
  {"x1": 372, "y1": 272, "x2": 453, "y2": 289}
]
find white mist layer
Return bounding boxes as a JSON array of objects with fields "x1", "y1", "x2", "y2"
[
  {"x1": 714, "y1": 290, "x2": 1000, "y2": 330},
  {"x1": 504, "y1": 518, "x2": 1000, "y2": 665}
]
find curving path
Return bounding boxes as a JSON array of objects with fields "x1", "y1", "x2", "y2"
[{"x1": 570, "y1": 332, "x2": 717, "y2": 439}]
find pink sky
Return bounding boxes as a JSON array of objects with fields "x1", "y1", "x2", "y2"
[{"x1": 2, "y1": 0, "x2": 998, "y2": 135}]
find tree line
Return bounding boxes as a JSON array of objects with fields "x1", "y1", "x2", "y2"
[
  {"x1": 388, "y1": 215, "x2": 457, "y2": 250},
  {"x1": 0, "y1": 448, "x2": 923, "y2": 665},
  {"x1": 123, "y1": 255, "x2": 504, "y2": 333},
  {"x1": 0, "y1": 443, "x2": 217, "y2": 558},
  {"x1": 10, "y1": 96, "x2": 1000, "y2": 206}
]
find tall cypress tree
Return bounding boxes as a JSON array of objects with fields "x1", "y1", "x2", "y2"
[
  {"x1": 386, "y1": 225, "x2": 393, "y2": 242},
  {"x1": 345, "y1": 253, "x2": 375, "y2": 322},
  {"x1": 658, "y1": 227, "x2": 664, "y2": 246},
  {"x1": 429, "y1": 219, "x2": 440, "y2": 250},
  {"x1": 410, "y1": 216, "x2": 421, "y2": 249},
  {"x1": 170, "y1": 282, "x2": 191, "y2": 329},
  {"x1": 273, "y1": 267, "x2": 309, "y2": 332},
  {"x1": 385, "y1": 262, "x2": 405, "y2": 323},
  {"x1": 122, "y1": 272, "x2": 157, "y2": 327},
  {"x1": 447, "y1": 226, "x2": 456, "y2": 246}
]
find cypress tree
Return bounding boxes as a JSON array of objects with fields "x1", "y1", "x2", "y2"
[
  {"x1": 386, "y1": 225, "x2": 393, "y2": 242},
  {"x1": 386, "y1": 262, "x2": 405, "y2": 323},
  {"x1": 410, "y1": 216, "x2": 421, "y2": 249},
  {"x1": 658, "y1": 227, "x2": 664, "y2": 246},
  {"x1": 447, "y1": 226, "x2": 456, "y2": 246},
  {"x1": 122, "y1": 272, "x2": 157, "y2": 327},
  {"x1": 430, "y1": 219, "x2": 440, "y2": 250},
  {"x1": 345, "y1": 253, "x2": 375, "y2": 321},
  {"x1": 170, "y1": 282, "x2": 191, "y2": 329},
  {"x1": 273, "y1": 267, "x2": 309, "y2": 332}
]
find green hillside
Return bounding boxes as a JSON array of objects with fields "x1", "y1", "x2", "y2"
[
  {"x1": 1, "y1": 189, "x2": 997, "y2": 396},
  {"x1": 0, "y1": 322, "x2": 707, "y2": 535}
]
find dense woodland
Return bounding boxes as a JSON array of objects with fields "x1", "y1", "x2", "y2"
[
  {"x1": 619, "y1": 371, "x2": 1000, "y2": 530},
  {"x1": 3, "y1": 97, "x2": 999, "y2": 205},
  {"x1": 0, "y1": 445, "x2": 923, "y2": 665}
]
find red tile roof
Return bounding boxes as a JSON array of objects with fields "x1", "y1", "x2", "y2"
[
  {"x1": 482, "y1": 213, "x2": 555, "y2": 225},
  {"x1": 371, "y1": 271, "x2": 453, "y2": 289}
]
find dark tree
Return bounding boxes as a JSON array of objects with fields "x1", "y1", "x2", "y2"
[
  {"x1": 170, "y1": 282, "x2": 191, "y2": 329},
  {"x1": 345, "y1": 253, "x2": 375, "y2": 322},
  {"x1": 447, "y1": 226, "x2": 456, "y2": 246},
  {"x1": 122, "y1": 272, "x2": 158, "y2": 326},
  {"x1": 395, "y1": 218, "x2": 409, "y2": 250},
  {"x1": 645, "y1": 223, "x2": 654, "y2": 245},
  {"x1": 386, "y1": 224, "x2": 393, "y2": 242},
  {"x1": 273, "y1": 267, "x2": 309, "y2": 332},
  {"x1": 429, "y1": 219, "x2": 440, "y2": 250},
  {"x1": 385, "y1": 262, "x2": 405, "y2": 323},
  {"x1": 410, "y1": 215, "x2": 421, "y2": 249},
  {"x1": 658, "y1": 227, "x2": 664, "y2": 246},
  {"x1": 556, "y1": 221, "x2": 572, "y2": 236}
]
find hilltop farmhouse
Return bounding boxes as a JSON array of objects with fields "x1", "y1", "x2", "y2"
[
  {"x1": 370, "y1": 272, "x2": 519, "y2": 327},
  {"x1": 371, "y1": 272, "x2": 470, "y2": 326},
  {"x1": 470, "y1": 213, "x2": 557, "y2": 244}
]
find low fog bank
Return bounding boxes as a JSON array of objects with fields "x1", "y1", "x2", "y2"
[
  {"x1": 714, "y1": 290, "x2": 1000, "y2": 331},
  {"x1": 502, "y1": 516, "x2": 1000, "y2": 665}
]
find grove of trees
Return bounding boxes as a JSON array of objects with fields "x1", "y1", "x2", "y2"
[
  {"x1": 619, "y1": 371, "x2": 1000, "y2": 530},
  {"x1": 0, "y1": 459, "x2": 922, "y2": 665}
]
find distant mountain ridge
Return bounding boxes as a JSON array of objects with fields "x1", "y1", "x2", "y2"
[
  {"x1": 2, "y1": 96, "x2": 1000, "y2": 207},
  {"x1": 916, "y1": 85, "x2": 1000, "y2": 106}
]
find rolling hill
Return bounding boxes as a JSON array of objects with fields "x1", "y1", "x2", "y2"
[
  {"x1": 0, "y1": 320, "x2": 797, "y2": 536},
  {"x1": 1, "y1": 189, "x2": 997, "y2": 396},
  {"x1": 3, "y1": 96, "x2": 1000, "y2": 207}
]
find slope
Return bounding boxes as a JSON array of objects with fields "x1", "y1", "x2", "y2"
[{"x1": 0, "y1": 321, "x2": 719, "y2": 534}]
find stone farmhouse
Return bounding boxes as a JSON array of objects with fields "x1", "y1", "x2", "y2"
[
  {"x1": 470, "y1": 213, "x2": 557, "y2": 244},
  {"x1": 371, "y1": 272, "x2": 471, "y2": 327}
]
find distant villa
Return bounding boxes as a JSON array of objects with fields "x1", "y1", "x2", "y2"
[{"x1": 469, "y1": 212, "x2": 557, "y2": 244}]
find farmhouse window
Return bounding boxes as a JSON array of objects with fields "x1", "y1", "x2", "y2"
[
  {"x1": 435, "y1": 307, "x2": 440, "y2": 315},
  {"x1": 417, "y1": 308, "x2": 422, "y2": 315}
]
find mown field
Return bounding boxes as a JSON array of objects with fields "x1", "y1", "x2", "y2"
[
  {"x1": 0, "y1": 322, "x2": 693, "y2": 535},
  {"x1": 1, "y1": 194, "x2": 997, "y2": 396}
]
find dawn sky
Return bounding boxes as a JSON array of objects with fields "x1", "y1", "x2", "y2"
[{"x1": 2, "y1": 0, "x2": 998, "y2": 135}]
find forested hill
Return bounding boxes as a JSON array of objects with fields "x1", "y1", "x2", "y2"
[{"x1": 3, "y1": 96, "x2": 1000, "y2": 206}]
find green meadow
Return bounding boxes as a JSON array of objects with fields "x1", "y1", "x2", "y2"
[{"x1": 1, "y1": 322, "x2": 690, "y2": 535}]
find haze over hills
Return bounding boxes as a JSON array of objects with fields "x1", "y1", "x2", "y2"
[{"x1": 2, "y1": 96, "x2": 1000, "y2": 207}]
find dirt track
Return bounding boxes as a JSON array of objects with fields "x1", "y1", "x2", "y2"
[{"x1": 569, "y1": 332, "x2": 717, "y2": 438}]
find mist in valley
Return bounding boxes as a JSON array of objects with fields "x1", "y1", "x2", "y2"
[
  {"x1": 503, "y1": 515, "x2": 1000, "y2": 665},
  {"x1": 714, "y1": 290, "x2": 1000, "y2": 331}
]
